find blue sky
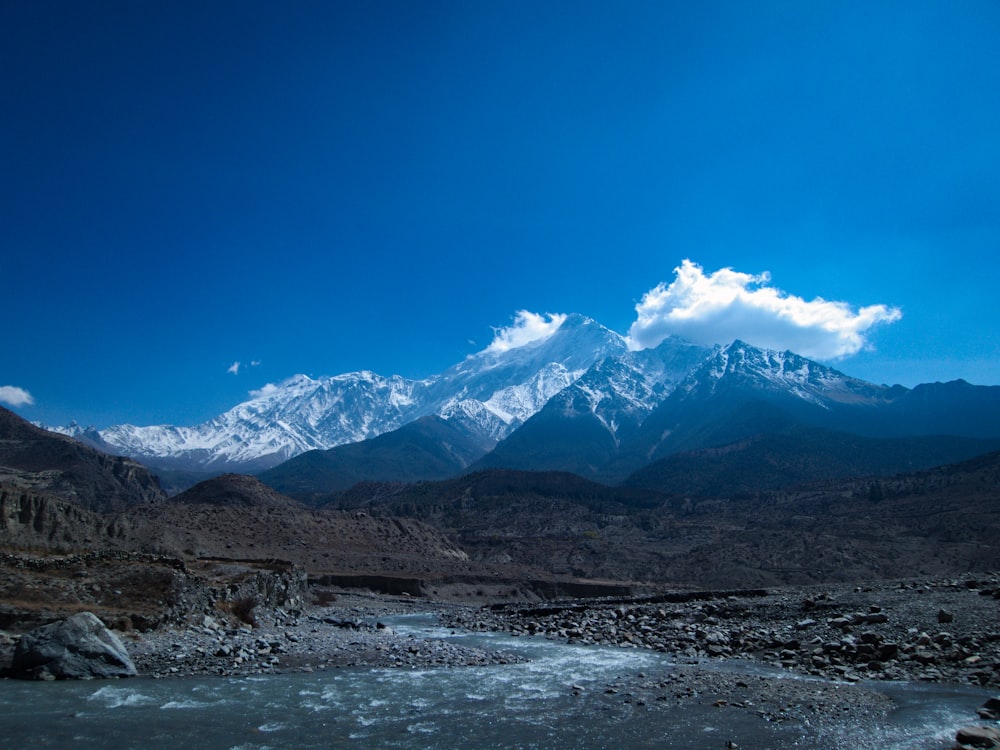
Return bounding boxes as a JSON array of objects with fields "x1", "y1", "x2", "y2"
[{"x1": 3, "y1": 1, "x2": 999, "y2": 428}]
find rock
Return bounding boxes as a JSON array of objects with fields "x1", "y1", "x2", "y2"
[
  {"x1": 977, "y1": 697, "x2": 1000, "y2": 720},
  {"x1": 877, "y1": 643, "x2": 899, "y2": 661},
  {"x1": 939, "y1": 609, "x2": 955, "y2": 624},
  {"x1": 11, "y1": 612, "x2": 137, "y2": 680},
  {"x1": 955, "y1": 725, "x2": 1000, "y2": 748}
]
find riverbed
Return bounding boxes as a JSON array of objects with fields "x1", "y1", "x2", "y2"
[{"x1": 0, "y1": 613, "x2": 992, "y2": 749}]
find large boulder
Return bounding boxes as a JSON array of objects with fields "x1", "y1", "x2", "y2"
[
  {"x1": 10, "y1": 612, "x2": 137, "y2": 680},
  {"x1": 955, "y1": 726, "x2": 1000, "y2": 749},
  {"x1": 978, "y1": 697, "x2": 1000, "y2": 720}
]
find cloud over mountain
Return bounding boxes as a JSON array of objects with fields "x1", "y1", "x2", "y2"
[
  {"x1": 0, "y1": 385, "x2": 35, "y2": 407},
  {"x1": 627, "y1": 259, "x2": 902, "y2": 360},
  {"x1": 483, "y1": 311, "x2": 568, "y2": 354}
]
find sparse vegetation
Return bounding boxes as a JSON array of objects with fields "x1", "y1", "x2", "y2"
[{"x1": 219, "y1": 597, "x2": 257, "y2": 627}]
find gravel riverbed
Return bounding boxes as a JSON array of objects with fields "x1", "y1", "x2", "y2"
[
  {"x1": 444, "y1": 575, "x2": 1000, "y2": 690},
  {"x1": 126, "y1": 595, "x2": 523, "y2": 678}
]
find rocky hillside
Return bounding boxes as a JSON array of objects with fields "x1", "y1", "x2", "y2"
[
  {"x1": 0, "y1": 407, "x2": 165, "y2": 512},
  {"x1": 328, "y1": 451, "x2": 1000, "y2": 589},
  {"x1": 0, "y1": 472, "x2": 488, "y2": 630},
  {"x1": 0, "y1": 472, "x2": 472, "y2": 576},
  {"x1": 171, "y1": 473, "x2": 305, "y2": 508},
  {"x1": 1, "y1": 405, "x2": 476, "y2": 586}
]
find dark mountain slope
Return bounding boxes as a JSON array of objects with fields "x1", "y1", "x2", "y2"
[
  {"x1": 322, "y1": 448, "x2": 1000, "y2": 587},
  {"x1": 0, "y1": 407, "x2": 165, "y2": 511},
  {"x1": 606, "y1": 342, "x2": 1000, "y2": 481},
  {"x1": 470, "y1": 394, "x2": 620, "y2": 478},
  {"x1": 623, "y1": 426, "x2": 1000, "y2": 496},
  {"x1": 258, "y1": 416, "x2": 495, "y2": 502},
  {"x1": 661, "y1": 448, "x2": 1000, "y2": 586},
  {"x1": 325, "y1": 469, "x2": 670, "y2": 581},
  {"x1": 872, "y1": 379, "x2": 1000, "y2": 438}
]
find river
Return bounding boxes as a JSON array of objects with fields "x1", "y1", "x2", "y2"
[{"x1": 0, "y1": 614, "x2": 991, "y2": 748}]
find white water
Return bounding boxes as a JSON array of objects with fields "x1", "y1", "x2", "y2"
[{"x1": 0, "y1": 614, "x2": 990, "y2": 749}]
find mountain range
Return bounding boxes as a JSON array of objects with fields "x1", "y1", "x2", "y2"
[
  {"x1": 46, "y1": 314, "x2": 1000, "y2": 498},
  {"x1": 53, "y1": 314, "x2": 625, "y2": 474}
]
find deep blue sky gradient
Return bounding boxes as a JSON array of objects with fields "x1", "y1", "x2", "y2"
[{"x1": 3, "y1": 1, "x2": 999, "y2": 427}]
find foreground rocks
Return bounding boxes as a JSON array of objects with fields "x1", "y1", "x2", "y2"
[
  {"x1": 10, "y1": 612, "x2": 137, "y2": 680},
  {"x1": 1, "y1": 590, "x2": 524, "y2": 680},
  {"x1": 446, "y1": 575, "x2": 1000, "y2": 689}
]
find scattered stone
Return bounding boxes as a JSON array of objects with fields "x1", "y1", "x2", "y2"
[
  {"x1": 125, "y1": 597, "x2": 525, "y2": 678},
  {"x1": 442, "y1": 576, "x2": 1000, "y2": 689}
]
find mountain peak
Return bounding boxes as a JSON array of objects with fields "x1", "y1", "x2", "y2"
[
  {"x1": 557, "y1": 312, "x2": 597, "y2": 330},
  {"x1": 679, "y1": 339, "x2": 889, "y2": 411},
  {"x1": 54, "y1": 312, "x2": 630, "y2": 474}
]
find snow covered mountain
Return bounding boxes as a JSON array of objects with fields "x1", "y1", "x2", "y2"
[
  {"x1": 638, "y1": 340, "x2": 1000, "y2": 457},
  {"x1": 50, "y1": 312, "x2": 1000, "y2": 491},
  {"x1": 52, "y1": 314, "x2": 629, "y2": 472},
  {"x1": 473, "y1": 338, "x2": 1000, "y2": 482},
  {"x1": 472, "y1": 336, "x2": 714, "y2": 475},
  {"x1": 671, "y1": 340, "x2": 890, "y2": 407}
]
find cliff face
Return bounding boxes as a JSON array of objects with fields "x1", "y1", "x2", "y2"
[
  {"x1": 0, "y1": 486, "x2": 121, "y2": 551},
  {"x1": 0, "y1": 548, "x2": 308, "y2": 633}
]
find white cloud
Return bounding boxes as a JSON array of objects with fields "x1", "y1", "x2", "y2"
[
  {"x1": 227, "y1": 361, "x2": 241, "y2": 375},
  {"x1": 249, "y1": 383, "x2": 279, "y2": 399},
  {"x1": 250, "y1": 360, "x2": 261, "y2": 367},
  {"x1": 0, "y1": 385, "x2": 35, "y2": 407},
  {"x1": 483, "y1": 311, "x2": 568, "y2": 354},
  {"x1": 627, "y1": 259, "x2": 902, "y2": 360}
]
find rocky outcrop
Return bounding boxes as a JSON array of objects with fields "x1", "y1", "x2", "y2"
[
  {"x1": 10, "y1": 612, "x2": 137, "y2": 679},
  {"x1": 0, "y1": 550, "x2": 307, "y2": 634},
  {"x1": 209, "y1": 562, "x2": 310, "y2": 624}
]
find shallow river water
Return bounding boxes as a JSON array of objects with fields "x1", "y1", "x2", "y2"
[{"x1": 0, "y1": 614, "x2": 991, "y2": 749}]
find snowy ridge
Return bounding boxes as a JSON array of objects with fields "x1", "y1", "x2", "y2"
[
  {"x1": 55, "y1": 315, "x2": 627, "y2": 470},
  {"x1": 437, "y1": 399, "x2": 512, "y2": 442},
  {"x1": 482, "y1": 363, "x2": 585, "y2": 425},
  {"x1": 543, "y1": 337, "x2": 715, "y2": 440},
  {"x1": 683, "y1": 340, "x2": 885, "y2": 407},
  {"x1": 96, "y1": 372, "x2": 431, "y2": 468},
  {"x1": 49, "y1": 321, "x2": 901, "y2": 475}
]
